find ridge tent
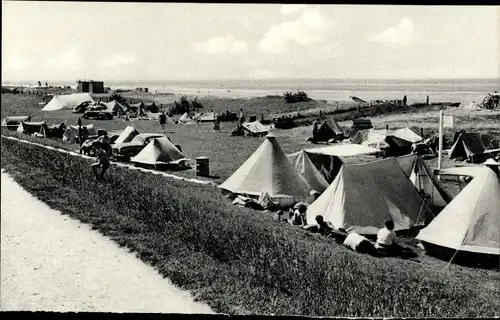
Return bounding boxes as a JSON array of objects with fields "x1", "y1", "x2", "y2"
[
  {"x1": 395, "y1": 154, "x2": 453, "y2": 208},
  {"x1": 241, "y1": 120, "x2": 270, "y2": 137},
  {"x1": 219, "y1": 134, "x2": 310, "y2": 207},
  {"x1": 1, "y1": 116, "x2": 31, "y2": 130},
  {"x1": 315, "y1": 118, "x2": 344, "y2": 142},
  {"x1": 114, "y1": 126, "x2": 139, "y2": 144},
  {"x1": 288, "y1": 150, "x2": 344, "y2": 183},
  {"x1": 178, "y1": 112, "x2": 192, "y2": 124},
  {"x1": 391, "y1": 127, "x2": 423, "y2": 143},
  {"x1": 306, "y1": 158, "x2": 434, "y2": 235},
  {"x1": 40, "y1": 123, "x2": 66, "y2": 139},
  {"x1": 143, "y1": 102, "x2": 159, "y2": 113},
  {"x1": 42, "y1": 93, "x2": 94, "y2": 111},
  {"x1": 449, "y1": 131, "x2": 486, "y2": 161},
  {"x1": 130, "y1": 136, "x2": 188, "y2": 168},
  {"x1": 416, "y1": 167, "x2": 500, "y2": 268},
  {"x1": 17, "y1": 121, "x2": 48, "y2": 135},
  {"x1": 103, "y1": 100, "x2": 127, "y2": 115},
  {"x1": 63, "y1": 124, "x2": 98, "y2": 143},
  {"x1": 286, "y1": 150, "x2": 329, "y2": 193},
  {"x1": 352, "y1": 128, "x2": 418, "y2": 156}
]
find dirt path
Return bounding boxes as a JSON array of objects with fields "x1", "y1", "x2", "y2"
[{"x1": 0, "y1": 170, "x2": 214, "y2": 313}]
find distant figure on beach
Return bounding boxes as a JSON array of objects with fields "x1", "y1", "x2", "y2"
[
  {"x1": 91, "y1": 142, "x2": 110, "y2": 180},
  {"x1": 403, "y1": 95, "x2": 407, "y2": 106},
  {"x1": 159, "y1": 111, "x2": 167, "y2": 133}
]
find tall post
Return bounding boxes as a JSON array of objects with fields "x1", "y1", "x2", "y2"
[{"x1": 438, "y1": 110, "x2": 444, "y2": 170}]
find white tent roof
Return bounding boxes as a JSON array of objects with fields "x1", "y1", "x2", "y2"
[
  {"x1": 306, "y1": 158, "x2": 434, "y2": 235},
  {"x1": 287, "y1": 150, "x2": 329, "y2": 193},
  {"x1": 416, "y1": 168, "x2": 500, "y2": 255},
  {"x1": 391, "y1": 127, "x2": 423, "y2": 143},
  {"x1": 241, "y1": 121, "x2": 271, "y2": 134},
  {"x1": 179, "y1": 112, "x2": 191, "y2": 123},
  {"x1": 42, "y1": 93, "x2": 94, "y2": 111},
  {"x1": 436, "y1": 166, "x2": 485, "y2": 177},
  {"x1": 218, "y1": 134, "x2": 310, "y2": 199},
  {"x1": 305, "y1": 144, "x2": 379, "y2": 157},
  {"x1": 114, "y1": 126, "x2": 139, "y2": 145},
  {"x1": 131, "y1": 137, "x2": 186, "y2": 165}
]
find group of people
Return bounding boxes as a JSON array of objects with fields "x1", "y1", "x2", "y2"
[{"x1": 273, "y1": 202, "x2": 410, "y2": 258}]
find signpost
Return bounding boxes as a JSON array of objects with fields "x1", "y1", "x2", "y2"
[{"x1": 438, "y1": 111, "x2": 454, "y2": 171}]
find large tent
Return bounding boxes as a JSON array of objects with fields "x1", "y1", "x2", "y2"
[
  {"x1": 130, "y1": 136, "x2": 187, "y2": 166},
  {"x1": 315, "y1": 118, "x2": 344, "y2": 141},
  {"x1": 219, "y1": 134, "x2": 310, "y2": 206},
  {"x1": 17, "y1": 121, "x2": 48, "y2": 135},
  {"x1": 449, "y1": 131, "x2": 486, "y2": 160},
  {"x1": 395, "y1": 154, "x2": 453, "y2": 208},
  {"x1": 287, "y1": 150, "x2": 329, "y2": 193},
  {"x1": 42, "y1": 93, "x2": 94, "y2": 111},
  {"x1": 416, "y1": 168, "x2": 500, "y2": 266},
  {"x1": 1, "y1": 116, "x2": 31, "y2": 130},
  {"x1": 306, "y1": 158, "x2": 434, "y2": 235},
  {"x1": 114, "y1": 126, "x2": 139, "y2": 145}
]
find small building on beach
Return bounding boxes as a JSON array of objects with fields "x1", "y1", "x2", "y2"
[{"x1": 77, "y1": 80, "x2": 105, "y2": 94}]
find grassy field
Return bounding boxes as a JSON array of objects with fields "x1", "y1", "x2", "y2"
[{"x1": 1, "y1": 136, "x2": 499, "y2": 317}]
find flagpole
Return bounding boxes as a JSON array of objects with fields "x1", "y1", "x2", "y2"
[{"x1": 438, "y1": 110, "x2": 444, "y2": 170}]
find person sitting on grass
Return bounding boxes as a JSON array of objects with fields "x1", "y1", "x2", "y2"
[
  {"x1": 91, "y1": 142, "x2": 110, "y2": 180},
  {"x1": 315, "y1": 215, "x2": 334, "y2": 237},
  {"x1": 375, "y1": 220, "x2": 401, "y2": 256},
  {"x1": 288, "y1": 205, "x2": 307, "y2": 226}
]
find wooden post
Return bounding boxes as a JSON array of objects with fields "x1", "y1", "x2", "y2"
[
  {"x1": 426, "y1": 95, "x2": 430, "y2": 105},
  {"x1": 420, "y1": 128, "x2": 424, "y2": 137}
]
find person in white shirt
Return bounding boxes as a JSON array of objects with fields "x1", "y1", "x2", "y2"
[{"x1": 375, "y1": 220, "x2": 398, "y2": 255}]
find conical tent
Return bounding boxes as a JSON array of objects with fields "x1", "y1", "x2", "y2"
[
  {"x1": 287, "y1": 150, "x2": 329, "y2": 193},
  {"x1": 219, "y1": 134, "x2": 310, "y2": 202},
  {"x1": 104, "y1": 100, "x2": 127, "y2": 115},
  {"x1": 449, "y1": 131, "x2": 485, "y2": 160},
  {"x1": 306, "y1": 158, "x2": 434, "y2": 235},
  {"x1": 114, "y1": 126, "x2": 139, "y2": 144},
  {"x1": 131, "y1": 137, "x2": 186, "y2": 165},
  {"x1": 416, "y1": 167, "x2": 500, "y2": 255},
  {"x1": 42, "y1": 93, "x2": 94, "y2": 111},
  {"x1": 396, "y1": 154, "x2": 453, "y2": 208}
]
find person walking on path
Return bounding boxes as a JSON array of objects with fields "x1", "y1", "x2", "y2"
[{"x1": 159, "y1": 111, "x2": 167, "y2": 133}]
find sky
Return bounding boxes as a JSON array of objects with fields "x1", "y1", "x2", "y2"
[{"x1": 2, "y1": 2, "x2": 499, "y2": 82}]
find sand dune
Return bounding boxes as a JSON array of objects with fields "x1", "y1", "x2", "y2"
[{"x1": 0, "y1": 171, "x2": 214, "y2": 314}]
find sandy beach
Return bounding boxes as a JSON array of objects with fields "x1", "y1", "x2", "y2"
[{"x1": 0, "y1": 170, "x2": 214, "y2": 314}]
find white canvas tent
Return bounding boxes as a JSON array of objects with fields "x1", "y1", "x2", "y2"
[
  {"x1": 396, "y1": 154, "x2": 453, "y2": 208},
  {"x1": 305, "y1": 144, "x2": 380, "y2": 157},
  {"x1": 391, "y1": 127, "x2": 423, "y2": 143},
  {"x1": 241, "y1": 121, "x2": 271, "y2": 136},
  {"x1": 178, "y1": 112, "x2": 192, "y2": 124},
  {"x1": 462, "y1": 101, "x2": 482, "y2": 111},
  {"x1": 131, "y1": 136, "x2": 187, "y2": 166},
  {"x1": 42, "y1": 93, "x2": 94, "y2": 111},
  {"x1": 103, "y1": 100, "x2": 127, "y2": 115},
  {"x1": 219, "y1": 133, "x2": 310, "y2": 206},
  {"x1": 287, "y1": 150, "x2": 329, "y2": 193},
  {"x1": 416, "y1": 167, "x2": 500, "y2": 256},
  {"x1": 306, "y1": 158, "x2": 434, "y2": 235},
  {"x1": 114, "y1": 126, "x2": 139, "y2": 145}
]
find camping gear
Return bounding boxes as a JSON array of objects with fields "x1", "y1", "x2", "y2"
[
  {"x1": 287, "y1": 150, "x2": 329, "y2": 193},
  {"x1": 42, "y1": 93, "x2": 94, "y2": 111},
  {"x1": 17, "y1": 121, "x2": 47, "y2": 135},
  {"x1": 351, "y1": 118, "x2": 373, "y2": 133},
  {"x1": 219, "y1": 133, "x2": 310, "y2": 207},
  {"x1": 196, "y1": 157, "x2": 210, "y2": 177},
  {"x1": 130, "y1": 136, "x2": 188, "y2": 168},
  {"x1": 1, "y1": 116, "x2": 31, "y2": 130},
  {"x1": 395, "y1": 154, "x2": 453, "y2": 208},
  {"x1": 449, "y1": 131, "x2": 486, "y2": 162},
  {"x1": 114, "y1": 126, "x2": 139, "y2": 145},
  {"x1": 306, "y1": 158, "x2": 434, "y2": 235},
  {"x1": 416, "y1": 167, "x2": 500, "y2": 268}
]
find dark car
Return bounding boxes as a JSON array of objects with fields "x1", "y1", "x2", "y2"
[
  {"x1": 83, "y1": 110, "x2": 114, "y2": 120},
  {"x1": 112, "y1": 133, "x2": 163, "y2": 160}
]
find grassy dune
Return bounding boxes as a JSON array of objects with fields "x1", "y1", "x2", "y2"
[{"x1": 1, "y1": 137, "x2": 499, "y2": 317}]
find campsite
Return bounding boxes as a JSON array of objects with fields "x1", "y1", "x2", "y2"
[{"x1": 1, "y1": 86, "x2": 499, "y2": 316}]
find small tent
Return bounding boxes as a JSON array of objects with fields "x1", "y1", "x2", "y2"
[
  {"x1": 143, "y1": 102, "x2": 159, "y2": 113},
  {"x1": 42, "y1": 93, "x2": 94, "y2": 111},
  {"x1": 395, "y1": 154, "x2": 453, "y2": 208},
  {"x1": 241, "y1": 120, "x2": 270, "y2": 137},
  {"x1": 128, "y1": 102, "x2": 145, "y2": 115},
  {"x1": 288, "y1": 150, "x2": 345, "y2": 183},
  {"x1": 462, "y1": 101, "x2": 481, "y2": 111},
  {"x1": 40, "y1": 123, "x2": 66, "y2": 139},
  {"x1": 391, "y1": 127, "x2": 423, "y2": 144},
  {"x1": 178, "y1": 112, "x2": 192, "y2": 124},
  {"x1": 315, "y1": 118, "x2": 344, "y2": 141},
  {"x1": 351, "y1": 118, "x2": 373, "y2": 133},
  {"x1": 130, "y1": 137, "x2": 188, "y2": 167},
  {"x1": 104, "y1": 100, "x2": 127, "y2": 115},
  {"x1": 114, "y1": 126, "x2": 139, "y2": 145},
  {"x1": 1, "y1": 116, "x2": 31, "y2": 130},
  {"x1": 416, "y1": 167, "x2": 500, "y2": 267},
  {"x1": 306, "y1": 158, "x2": 434, "y2": 235},
  {"x1": 219, "y1": 134, "x2": 310, "y2": 206},
  {"x1": 352, "y1": 128, "x2": 417, "y2": 156},
  {"x1": 195, "y1": 112, "x2": 217, "y2": 122},
  {"x1": 287, "y1": 150, "x2": 329, "y2": 193},
  {"x1": 449, "y1": 131, "x2": 486, "y2": 161},
  {"x1": 17, "y1": 121, "x2": 48, "y2": 135}
]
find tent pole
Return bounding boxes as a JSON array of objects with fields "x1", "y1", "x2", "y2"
[
  {"x1": 445, "y1": 249, "x2": 460, "y2": 269},
  {"x1": 437, "y1": 110, "x2": 444, "y2": 181}
]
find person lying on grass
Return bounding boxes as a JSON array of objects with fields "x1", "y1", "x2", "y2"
[
  {"x1": 343, "y1": 232, "x2": 377, "y2": 255},
  {"x1": 91, "y1": 142, "x2": 110, "y2": 180},
  {"x1": 303, "y1": 215, "x2": 337, "y2": 238}
]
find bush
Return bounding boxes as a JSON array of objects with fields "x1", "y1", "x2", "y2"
[{"x1": 284, "y1": 91, "x2": 311, "y2": 104}]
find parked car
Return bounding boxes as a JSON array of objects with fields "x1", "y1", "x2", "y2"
[
  {"x1": 112, "y1": 133, "x2": 164, "y2": 160},
  {"x1": 82, "y1": 110, "x2": 114, "y2": 120}
]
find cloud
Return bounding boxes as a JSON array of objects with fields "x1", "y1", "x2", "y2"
[
  {"x1": 280, "y1": 5, "x2": 309, "y2": 15},
  {"x1": 371, "y1": 17, "x2": 415, "y2": 47},
  {"x1": 3, "y1": 56, "x2": 33, "y2": 71},
  {"x1": 194, "y1": 35, "x2": 248, "y2": 55},
  {"x1": 99, "y1": 53, "x2": 137, "y2": 68},
  {"x1": 258, "y1": 7, "x2": 331, "y2": 54}
]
